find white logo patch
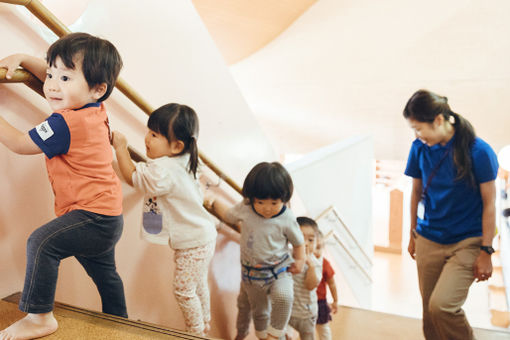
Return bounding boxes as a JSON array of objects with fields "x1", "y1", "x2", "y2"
[{"x1": 35, "y1": 121, "x2": 54, "y2": 141}]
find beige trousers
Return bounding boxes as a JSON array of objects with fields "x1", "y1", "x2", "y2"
[{"x1": 415, "y1": 233, "x2": 481, "y2": 340}]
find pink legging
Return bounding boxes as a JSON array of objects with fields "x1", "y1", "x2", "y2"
[{"x1": 173, "y1": 241, "x2": 215, "y2": 335}]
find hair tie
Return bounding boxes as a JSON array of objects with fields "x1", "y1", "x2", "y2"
[{"x1": 448, "y1": 113, "x2": 456, "y2": 125}]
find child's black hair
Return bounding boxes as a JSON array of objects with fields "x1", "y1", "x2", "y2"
[
  {"x1": 147, "y1": 103, "x2": 199, "y2": 178},
  {"x1": 297, "y1": 216, "x2": 319, "y2": 236},
  {"x1": 46, "y1": 32, "x2": 123, "y2": 102},
  {"x1": 242, "y1": 162, "x2": 293, "y2": 203}
]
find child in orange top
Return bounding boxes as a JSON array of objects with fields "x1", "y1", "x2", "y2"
[{"x1": 0, "y1": 33, "x2": 126, "y2": 340}]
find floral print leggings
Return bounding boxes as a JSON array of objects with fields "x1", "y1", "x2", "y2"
[{"x1": 173, "y1": 241, "x2": 215, "y2": 335}]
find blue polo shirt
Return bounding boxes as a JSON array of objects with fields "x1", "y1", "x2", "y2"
[{"x1": 404, "y1": 136, "x2": 498, "y2": 244}]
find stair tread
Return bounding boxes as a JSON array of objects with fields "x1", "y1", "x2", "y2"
[
  {"x1": 489, "y1": 289, "x2": 509, "y2": 311},
  {"x1": 489, "y1": 269, "x2": 505, "y2": 286},
  {"x1": 2, "y1": 293, "x2": 210, "y2": 340}
]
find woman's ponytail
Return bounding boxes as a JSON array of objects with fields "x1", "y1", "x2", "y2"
[{"x1": 449, "y1": 111, "x2": 476, "y2": 185}]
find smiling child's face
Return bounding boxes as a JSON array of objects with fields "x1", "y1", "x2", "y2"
[{"x1": 43, "y1": 56, "x2": 103, "y2": 111}]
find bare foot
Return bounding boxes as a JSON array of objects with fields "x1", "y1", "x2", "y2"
[{"x1": 0, "y1": 312, "x2": 58, "y2": 340}]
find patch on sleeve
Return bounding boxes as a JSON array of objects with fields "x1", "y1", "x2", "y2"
[{"x1": 35, "y1": 121, "x2": 54, "y2": 141}]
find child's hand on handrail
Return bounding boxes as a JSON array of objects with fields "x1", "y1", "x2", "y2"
[
  {"x1": 0, "y1": 54, "x2": 47, "y2": 82},
  {"x1": 203, "y1": 192, "x2": 215, "y2": 211},
  {"x1": 0, "y1": 54, "x2": 24, "y2": 79}
]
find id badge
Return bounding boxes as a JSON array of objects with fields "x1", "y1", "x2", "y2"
[{"x1": 417, "y1": 200, "x2": 425, "y2": 220}]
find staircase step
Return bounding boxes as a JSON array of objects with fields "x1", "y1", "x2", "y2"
[
  {"x1": 489, "y1": 287, "x2": 509, "y2": 312},
  {"x1": 490, "y1": 309, "x2": 510, "y2": 328},
  {"x1": 489, "y1": 268, "x2": 505, "y2": 287},
  {"x1": 492, "y1": 252, "x2": 502, "y2": 268},
  {"x1": 1, "y1": 293, "x2": 211, "y2": 340}
]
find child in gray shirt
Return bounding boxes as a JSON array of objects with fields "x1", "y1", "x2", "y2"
[{"x1": 208, "y1": 162, "x2": 305, "y2": 340}]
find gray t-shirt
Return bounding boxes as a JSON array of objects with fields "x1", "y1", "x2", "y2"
[{"x1": 225, "y1": 201, "x2": 304, "y2": 268}]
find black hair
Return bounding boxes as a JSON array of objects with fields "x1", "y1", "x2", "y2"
[
  {"x1": 403, "y1": 89, "x2": 476, "y2": 185},
  {"x1": 46, "y1": 32, "x2": 123, "y2": 102},
  {"x1": 242, "y1": 162, "x2": 293, "y2": 203},
  {"x1": 147, "y1": 103, "x2": 199, "y2": 178},
  {"x1": 297, "y1": 216, "x2": 319, "y2": 235}
]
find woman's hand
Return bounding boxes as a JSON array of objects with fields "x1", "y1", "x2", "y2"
[
  {"x1": 408, "y1": 230, "x2": 416, "y2": 259},
  {"x1": 473, "y1": 252, "x2": 492, "y2": 282}
]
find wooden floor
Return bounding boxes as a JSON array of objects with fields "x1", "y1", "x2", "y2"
[
  {"x1": 329, "y1": 305, "x2": 510, "y2": 340},
  {"x1": 0, "y1": 294, "x2": 212, "y2": 340}
]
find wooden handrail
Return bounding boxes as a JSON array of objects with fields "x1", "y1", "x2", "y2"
[
  {"x1": 0, "y1": 0, "x2": 243, "y2": 195},
  {"x1": 0, "y1": 67, "x2": 44, "y2": 96},
  {"x1": 1, "y1": 0, "x2": 31, "y2": 5}
]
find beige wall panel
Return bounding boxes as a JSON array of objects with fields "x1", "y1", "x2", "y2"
[{"x1": 192, "y1": 0, "x2": 317, "y2": 64}]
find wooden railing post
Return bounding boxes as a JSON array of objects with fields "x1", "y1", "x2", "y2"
[{"x1": 388, "y1": 188, "x2": 403, "y2": 253}]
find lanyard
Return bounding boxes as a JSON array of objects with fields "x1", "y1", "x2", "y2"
[{"x1": 421, "y1": 148, "x2": 450, "y2": 200}]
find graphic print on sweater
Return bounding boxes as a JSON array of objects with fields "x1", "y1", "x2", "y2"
[{"x1": 143, "y1": 196, "x2": 163, "y2": 234}]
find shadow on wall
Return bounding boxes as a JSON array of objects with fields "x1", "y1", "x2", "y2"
[
  {"x1": 209, "y1": 233, "x2": 243, "y2": 339},
  {"x1": 127, "y1": 242, "x2": 182, "y2": 327}
]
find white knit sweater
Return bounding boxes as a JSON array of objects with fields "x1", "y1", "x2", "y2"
[{"x1": 132, "y1": 154, "x2": 216, "y2": 249}]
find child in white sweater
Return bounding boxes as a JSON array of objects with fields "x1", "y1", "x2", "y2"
[{"x1": 113, "y1": 103, "x2": 216, "y2": 336}]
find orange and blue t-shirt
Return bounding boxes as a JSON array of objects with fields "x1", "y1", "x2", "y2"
[{"x1": 29, "y1": 102, "x2": 122, "y2": 217}]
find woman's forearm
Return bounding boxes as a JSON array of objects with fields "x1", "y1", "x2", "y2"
[
  {"x1": 480, "y1": 181, "x2": 496, "y2": 246},
  {"x1": 410, "y1": 178, "x2": 422, "y2": 232}
]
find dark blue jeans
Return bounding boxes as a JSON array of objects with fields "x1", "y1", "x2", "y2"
[{"x1": 19, "y1": 209, "x2": 127, "y2": 317}]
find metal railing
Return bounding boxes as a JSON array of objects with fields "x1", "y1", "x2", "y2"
[{"x1": 316, "y1": 206, "x2": 372, "y2": 282}]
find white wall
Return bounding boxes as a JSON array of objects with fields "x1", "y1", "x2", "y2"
[
  {"x1": 287, "y1": 135, "x2": 374, "y2": 308},
  {"x1": 231, "y1": 0, "x2": 510, "y2": 160}
]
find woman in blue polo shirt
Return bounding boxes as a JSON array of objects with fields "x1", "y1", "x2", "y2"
[{"x1": 403, "y1": 89, "x2": 498, "y2": 340}]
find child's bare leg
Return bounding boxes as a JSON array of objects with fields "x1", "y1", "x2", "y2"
[
  {"x1": 266, "y1": 335, "x2": 278, "y2": 340},
  {"x1": 0, "y1": 312, "x2": 58, "y2": 340},
  {"x1": 203, "y1": 321, "x2": 210, "y2": 334}
]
